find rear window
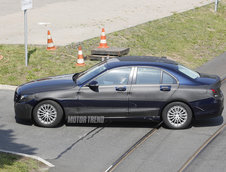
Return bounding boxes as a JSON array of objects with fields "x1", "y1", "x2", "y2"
[{"x1": 178, "y1": 65, "x2": 200, "y2": 79}]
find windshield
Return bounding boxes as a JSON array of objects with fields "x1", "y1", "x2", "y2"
[
  {"x1": 77, "y1": 62, "x2": 107, "y2": 85},
  {"x1": 178, "y1": 65, "x2": 200, "y2": 79}
]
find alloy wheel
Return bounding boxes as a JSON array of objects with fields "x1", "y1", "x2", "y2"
[
  {"x1": 37, "y1": 104, "x2": 57, "y2": 125},
  {"x1": 167, "y1": 105, "x2": 188, "y2": 128}
]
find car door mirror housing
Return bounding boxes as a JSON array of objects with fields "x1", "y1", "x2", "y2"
[
  {"x1": 88, "y1": 80, "x2": 99, "y2": 88},
  {"x1": 88, "y1": 80, "x2": 99, "y2": 92}
]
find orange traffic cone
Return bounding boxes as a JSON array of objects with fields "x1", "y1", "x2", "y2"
[
  {"x1": 47, "y1": 30, "x2": 56, "y2": 50},
  {"x1": 76, "y1": 46, "x2": 85, "y2": 66},
  {"x1": 98, "y1": 28, "x2": 109, "y2": 48}
]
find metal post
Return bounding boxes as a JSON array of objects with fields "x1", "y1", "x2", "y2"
[
  {"x1": 215, "y1": 0, "x2": 218, "y2": 12},
  {"x1": 24, "y1": 9, "x2": 28, "y2": 66}
]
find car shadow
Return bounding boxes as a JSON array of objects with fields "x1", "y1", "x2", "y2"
[
  {"x1": 15, "y1": 116, "x2": 224, "y2": 129},
  {"x1": 192, "y1": 116, "x2": 224, "y2": 127},
  {"x1": 66, "y1": 120, "x2": 160, "y2": 129},
  {"x1": 0, "y1": 125, "x2": 38, "y2": 168},
  {"x1": 15, "y1": 117, "x2": 33, "y2": 126},
  {"x1": 161, "y1": 116, "x2": 224, "y2": 129},
  {"x1": 16, "y1": 116, "x2": 224, "y2": 129}
]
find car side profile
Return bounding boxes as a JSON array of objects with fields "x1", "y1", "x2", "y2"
[{"x1": 14, "y1": 56, "x2": 224, "y2": 129}]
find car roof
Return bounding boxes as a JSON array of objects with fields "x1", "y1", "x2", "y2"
[
  {"x1": 106, "y1": 56, "x2": 178, "y2": 70},
  {"x1": 116, "y1": 56, "x2": 178, "y2": 65}
]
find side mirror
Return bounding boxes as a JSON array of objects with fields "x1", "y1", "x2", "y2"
[
  {"x1": 88, "y1": 80, "x2": 99, "y2": 88},
  {"x1": 88, "y1": 80, "x2": 99, "y2": 92}
]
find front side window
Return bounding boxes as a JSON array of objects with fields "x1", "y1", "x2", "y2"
[
  {"x1": 77, "y1": 62, "x2": 107, "y2": 85},
  {"x1": 136, "y1": 67, "x2": 161, "y2": 84},
  {"x1": 95, "y1": 67, "x2": 132, "y2": 86}
]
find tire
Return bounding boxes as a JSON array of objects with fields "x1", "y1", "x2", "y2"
[
  {"x1": 33, "y1": 100, "x2": 63, "y2": 127},
  {"x1": 162, "y1": 102, "x2": 192, "y2": 129}
]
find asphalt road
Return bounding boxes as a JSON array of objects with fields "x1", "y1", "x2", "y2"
[
  {"x1": 0, "y1": 0, "x2": 213, "y2": 45},
  {"x1": 184, "y1": 127, "x2": 226, "y2": 172},
  {"x1": 0, "y1": 52, "x2": 225, "y2": 172}
]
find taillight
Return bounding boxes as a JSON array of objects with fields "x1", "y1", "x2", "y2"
[
  {"x1": 211, "y1": 88, "x2": 218, "y2": 97},
  {"x1": 211, "y1": 89, "x2": 217, "y2": 94}
]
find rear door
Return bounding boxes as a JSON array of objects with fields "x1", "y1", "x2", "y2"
[{"x1": 129, "y1": 66, "x2": 178, "y2": 116}]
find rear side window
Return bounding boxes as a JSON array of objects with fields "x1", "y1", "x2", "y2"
[
  {"x1": 136, "y1": 67, "x2": 161, "y2": 84},
  {"x1": 162, "y1": 72, "x2": 177, "y2": 84}
]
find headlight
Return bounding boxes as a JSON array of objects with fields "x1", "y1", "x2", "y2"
[
  {"x1": 20, "y1": 95, "x2": 27, "y2": 100},
  {"x1": 19, "y1": 95, "x2": 32, "y2": 102}
]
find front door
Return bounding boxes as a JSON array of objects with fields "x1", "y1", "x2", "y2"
[{"x1": 77, "y1": 67, "x2": 133, "y2": 117}]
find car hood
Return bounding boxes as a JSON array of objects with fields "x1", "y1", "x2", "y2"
[{"x1": 17, "y1": 74, "x2": 76, "y2": 95}]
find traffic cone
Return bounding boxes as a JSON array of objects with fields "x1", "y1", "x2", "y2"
[
  {"x1": 47, "y1": 30, "x2": 56, "y2": 50},
  {"x1": 76, "y1": 46, "x2": 85, "y2": 66},
  {"x1": 98, "y1": 28, "x2": 109, "y2": 48}
]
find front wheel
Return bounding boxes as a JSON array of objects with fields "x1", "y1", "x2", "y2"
[
  {"x1": 162, "y1": 102, "x2": 192, "y2": 129},
  {"x1": 33, "y1": 100, "x2": 63, "y2": 127}
]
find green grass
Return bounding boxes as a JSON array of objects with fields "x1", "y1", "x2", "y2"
[
  {"x1": 0, "y1": 152, "x2": 47, "y2": 172},
  {"x1": 0, "y1": 2, "x2": 225, "y2": 85}
]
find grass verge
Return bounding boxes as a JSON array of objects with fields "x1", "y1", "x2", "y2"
[
  {"x1": 0, "y1": 2, "x2": 225, "y2": 86},
  {"x1": 0, "y1": 152, "x2": 48, "y2": 172}
]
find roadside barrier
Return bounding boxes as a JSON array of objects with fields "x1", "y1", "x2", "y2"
[
  {"x1": 76, "y1": 46, "x2": 85, "y2": 66},
  {"x1": 98, "y1": 28, "x2": 109, "y2": 48},
  {"x1": 47, "y1": 30, "x2": 56, "y2": 50}
]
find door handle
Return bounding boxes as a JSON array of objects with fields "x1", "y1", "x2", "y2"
[
  {"x1": 160, "y1": 85, "x2": 171, "y2": 91},
  {"x1": 115, "y1": 86, "x2": 126, "y2": 91}
]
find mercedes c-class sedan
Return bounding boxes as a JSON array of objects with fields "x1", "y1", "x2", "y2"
[{"x1": 14, "y1": 56, "x2": 224, "y2": 129}]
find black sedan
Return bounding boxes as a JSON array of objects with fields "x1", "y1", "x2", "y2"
[{"x1": 14, "y1": 56, "x2": 224, "y2": 129}]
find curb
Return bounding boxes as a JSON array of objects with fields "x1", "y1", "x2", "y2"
[
  {"x1": 0, "y1": 84, "x2": 17, "y2": 91},
  {"x1": 0, "y1": 149, "x2": 55, "y2": 168}
]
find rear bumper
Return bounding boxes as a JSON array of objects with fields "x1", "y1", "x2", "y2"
[{"x1": 190, "y1": 97, "x2": 224, "y2": 120}]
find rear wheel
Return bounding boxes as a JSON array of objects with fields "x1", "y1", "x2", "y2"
[
  {"x1": 162, "y1": 102, "x2": 192, "y2": 129},
  {"x1": 33, "y1": 100, "x2": 63, "y2": 127}
]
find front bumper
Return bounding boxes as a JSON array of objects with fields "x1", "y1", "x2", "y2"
[
  {"x1": 14, "y1": 102, "x2": 33, "y2": 121},
  {"x1": 14, "y1": 90, "x2": 35, "y2": 121}
]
